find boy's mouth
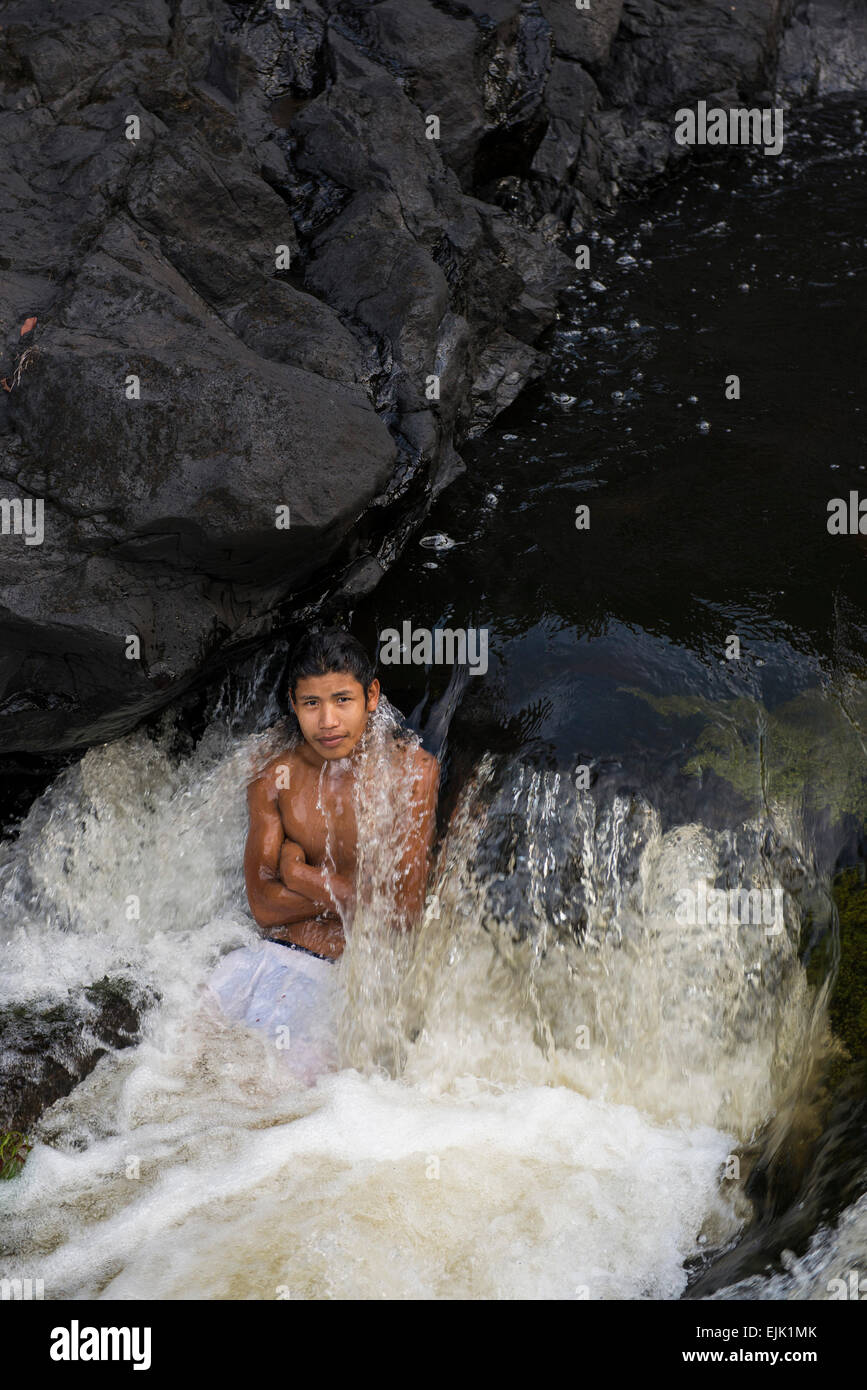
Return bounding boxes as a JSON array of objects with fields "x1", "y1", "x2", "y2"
[{"x1": 319, "y1": 734, "x2": 347, "y2": 748}]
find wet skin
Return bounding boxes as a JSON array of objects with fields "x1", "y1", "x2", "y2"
[{"x1": 244, "y1": 672, "x2": 439, "y2": 959}]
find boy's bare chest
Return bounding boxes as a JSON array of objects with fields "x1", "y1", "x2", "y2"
[{"x1": 277, "y1": 772, "x2": 358, "y2": 871}]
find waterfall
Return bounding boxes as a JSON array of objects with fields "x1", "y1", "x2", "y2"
[{"x1": 0, "y1": 665, "x2": 842, "y2": 1300}]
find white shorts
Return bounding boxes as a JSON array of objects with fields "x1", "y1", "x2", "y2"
[{"x1": 206, "y1": 938, "x2": 340, "y2": 1083}]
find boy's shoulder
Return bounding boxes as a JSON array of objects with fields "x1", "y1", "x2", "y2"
[
  {"x1": 253, "y1": 738, "x2": 437, "y2": 789},
  {"x1": 256, "y1": 746, "x2": 306, "y2": 789},
  {"x1": 397, "y1": 740, "x2": 439, "y2": 787}
]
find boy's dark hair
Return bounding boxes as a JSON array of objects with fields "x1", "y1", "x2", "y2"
[{"x1": 287, "y1": 627, "x2": 376, "y2": 699}]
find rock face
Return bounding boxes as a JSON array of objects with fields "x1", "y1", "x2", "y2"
[
  {"x1": 0, "y1": 977, "x2": 151, "y2": 1134},
  {"x1": 777, "y1": 0, "x2": 867, "y2": 98},
  {"x1": 0, "y1": 0, "x2": 842, "y2": 753}
]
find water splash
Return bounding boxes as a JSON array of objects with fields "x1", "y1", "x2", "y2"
[{"x1": 0, "y1": 689, "x2": 847, "y2": 1299}]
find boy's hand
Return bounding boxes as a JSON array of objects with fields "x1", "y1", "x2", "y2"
[
  {"x1": 279, "y1": 840, "x2": 306, "y2": 886},
  {"x1": 327, "y1": 871, "x2": 356, "y2": 918},
  {"x1": 278, "y1": 848, "x2": 355, "y2": 921}
]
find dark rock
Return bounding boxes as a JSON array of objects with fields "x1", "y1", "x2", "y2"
[
  {"x1": 0, "y1": 0, "x2": 849, "y2": 754},
  {"x1": 593, "y1": 0, "x2": 797, "y2": 193},
  {"x1": 0, "y1": 976, "x2": 153, "y2": 1134},
  {"x1": 539, "y1": 0, "x2": 625, "y2": 70},
  {"x1": 777, "y1": 0, "x2": 867, "y2": 99},
  {"x1": 531, "y1": 57, "x2": 600, "y2": 193}
]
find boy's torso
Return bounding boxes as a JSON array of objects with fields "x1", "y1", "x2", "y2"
[{"x1": 275, "y1": 747, "x2": 358, "y2": 876}]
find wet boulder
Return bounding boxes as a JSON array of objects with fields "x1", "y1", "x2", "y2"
[
  {"x1": 0, "y1": 0, "x2": 849, "y2": 755},
  {"x1": 0, "y1": 977, "x2": 152, "y2": 1136}
]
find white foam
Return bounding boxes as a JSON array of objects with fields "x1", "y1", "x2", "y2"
[{"x1": 0, "y1": 714, "x2": 844, "y2": 1299}]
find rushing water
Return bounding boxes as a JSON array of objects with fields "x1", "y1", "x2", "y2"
[{"x1": 2, "y1": 99, "x2": 867, "y2": 1300}]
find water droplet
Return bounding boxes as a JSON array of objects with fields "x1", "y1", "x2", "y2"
[
  {"x1": 698, "y1": 420, "x2": 711, "y2": 434},
  {"x1": 419, "y1": 533, "x2": 457, "y2": 551}
]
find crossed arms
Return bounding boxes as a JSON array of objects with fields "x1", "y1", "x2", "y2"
[
  {"x1": 243, "y1": 775, "x2": 350, "y2": 931},
  {"x1": 243, "y1": 754, "x2": 439, "y2": 934}
]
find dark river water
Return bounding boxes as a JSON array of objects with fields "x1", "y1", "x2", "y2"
[
  {"x1": 350, "y1": 96, "x2": 867, "y2": 1295},
  {"x1": 1, "y1": 98, "x2": 866, "y2": 1301},
  {"x1": 357, "y1": 100, "x2": 867, "y2": 783}
]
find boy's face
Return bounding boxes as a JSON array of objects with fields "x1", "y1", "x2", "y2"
[{"x1": 290, "y1": 671, "x2": 380, "y2": 760}]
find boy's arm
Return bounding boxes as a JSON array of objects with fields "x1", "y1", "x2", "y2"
[
  {"x1": 277, "y1": 833, "x2": 353, "y2": 919},
  {"x1": 391, "y1": 753, "x2": 440, "y2": 929},
  {"x1": 244, "y1": 775, "x2": 325, "y2": 929},
  {"x1": 278, "y1": 854, "x2": 355, "y2": 918},
  {"x1": 279, "y1": 840, "x2": 306, "y2": 871}
]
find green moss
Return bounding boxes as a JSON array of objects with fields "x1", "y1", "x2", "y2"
[
  {"x1": 0, "y1": 1131, "x2": 31, "y2": 1180},
  {"x1": 83, "y1": 975, "x2": 136, "y2": 1009},
  {"x1": 623, "y1": 685, "x2": 867, "y2": 824},
  {"x1": 624, "y1": 684, "x2": 867, "y2": 1094},
  {"x1": 0, "y1": 998, "x2": 77, "y2": 1030},
  {"x1": 822, "y1": 868, "x2": 867, "y2": 1068},
  {"x1": 0, "y1": 977, "x2": 138, "y2": 1036}
]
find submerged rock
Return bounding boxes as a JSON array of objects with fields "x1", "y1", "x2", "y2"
[{"x1": 0, "y1": 976, "x2": 154, "y2": 1135}]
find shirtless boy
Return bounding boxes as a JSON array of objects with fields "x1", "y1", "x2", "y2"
[{"x1": 244, "y1": 628, "x2": 439, "y2": 962}]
